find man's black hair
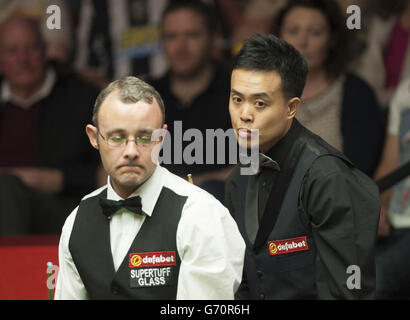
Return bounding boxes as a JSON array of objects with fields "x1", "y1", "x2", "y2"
[{"x1": 232, "y1": 34, "x2": 308, "y2": 99}]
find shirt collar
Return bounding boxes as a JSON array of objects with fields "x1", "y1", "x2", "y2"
[
  {"x1": 1, "y1": 67, "x2": 56, "y2": 108},
  {"x1": 106, "y1": 165, "x2": 164, "y2": 217},
  {"x1": 258, "y1": 153, "x2": 280, "y2": 174}
]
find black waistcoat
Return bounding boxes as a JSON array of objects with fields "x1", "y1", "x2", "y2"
[
  {"x1": 234, "y1": 129, "x2": 352, "y2": 300},
  {"x1": 69, "y1": 186, "x2": 187, "y2": 300}
]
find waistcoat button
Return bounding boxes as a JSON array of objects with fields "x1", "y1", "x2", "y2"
[{"x1": 112, "y1": 286, "x2": 119, "y2": 295}]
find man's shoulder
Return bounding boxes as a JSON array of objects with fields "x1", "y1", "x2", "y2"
[
  {"x1": 307, "y1": 155, "x2": 380, "y2": 201},
  {"x1": 293, "y1": 122, "x2": 379, "y2": 195},
  {"x1": 81, "y1": 185, "x2": 108, "y2": 202},
  {"x1": 308, "y1": 155, "x2": 353, "y2": 179}
]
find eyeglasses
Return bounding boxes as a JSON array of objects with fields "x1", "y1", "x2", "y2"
[{"x1": 97, "y1": 130, "x2": 154, "y2": 148}]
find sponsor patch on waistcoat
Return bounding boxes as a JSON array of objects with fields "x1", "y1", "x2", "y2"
[
  {"x1": 268, "y1": 236, "x2": 309, "y2": 256},
  {"x1": 129, "y1": 251, "x2": 177, "y2": 288}
]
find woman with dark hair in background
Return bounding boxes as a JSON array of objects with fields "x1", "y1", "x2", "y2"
[{"x1": 272, "y1": 0, "x2": 383, "y2": 176}]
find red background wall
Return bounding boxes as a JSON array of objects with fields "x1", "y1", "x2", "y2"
[{"x1": 0, "y1": 236, "x2": 59, "y2": 300}]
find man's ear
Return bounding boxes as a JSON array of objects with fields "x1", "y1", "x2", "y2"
[
  {"x1": 150, "y1": 124, "x2": 169, "y2": 165},
  {"x1": 159, "y1": 124, "x2": 168, "y2": 143},
  {"x1": 287, "y1": 97, "x2": 300, "y2": 119},
  {"x1": 85, "y1": 124, "x2": 99, "y2": 150}
]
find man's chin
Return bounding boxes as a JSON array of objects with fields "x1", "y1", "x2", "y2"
[
  {"x1": 110, "y1": 172, "x2": 140, "y2": 188},
  {"x1": 172, "y1": 63, "x2": 204, "y2": 79},
  {"x1": 118, "y1": 172, "x2": 145, "y2": 185},
  {"x1": 237, "y1": 137, "x2": 259, "y2": 151}
]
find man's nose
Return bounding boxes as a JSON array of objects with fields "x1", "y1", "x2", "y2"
[
  {"x1": 122, "y1": 139, "x2": 140, "y2": 159},
  {"x1": 240, "y1": 104, "x2": 253, "y2": 122},
  {"x1": 15, "y1": 48, "x2": 31, "y2": 63}
]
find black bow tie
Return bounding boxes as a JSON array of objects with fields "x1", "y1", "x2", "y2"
[{"x1": 99, "y1": 196, "x2": 143, "y2": 219}]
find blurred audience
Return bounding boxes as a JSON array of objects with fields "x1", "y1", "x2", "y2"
[
  {"x1": 71, "y1": 0, "x2": 168, "y2": 82},
  {"x1": 148, "y1": 0, "x2": 233, "y2": 202},
  {"x1": 217, "y1": 0, "x2": 286, "y2": 55},
  {"x1": 355, "y1": 0, "x2": 410, "y2": 109},
  {"x1": 272, "y1": 0, "x2": 383, "y2": 176},
  {"x1": 373, "y1": 77, "x2": 410, "y2": 299},
  {"x1": 0, "y1": 0, "x2": 403, "y2": 233},
  {"x1": 0, "y1": 0, "x2": 73, "y2": 63},
  {"x1": 0, "y1": 14, "x2": 101, "y2": 236},
  {"x1": 216, "y1": 0, "x2": 373, "y2": 57}
]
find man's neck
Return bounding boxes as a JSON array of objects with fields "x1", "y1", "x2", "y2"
[
  {"x1": 261, "y1": 119, "x2": 294, "y2": 155},
  {"x1": 111, "y1": 180, "x2": 139, "y2": 200},
  {"x1": 109, "y1": 168, "x2": 156, "y2": 200},
  {"x1": 170, "y1": 62, "x2": 214, "y2": 106}
]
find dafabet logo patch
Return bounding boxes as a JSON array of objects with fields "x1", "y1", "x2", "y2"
[
  {"x1": 128, "y1": 251, "x2": 177, "y2": 288},
  {"x1": 129, "y1": 251, "x2": 176, "y2": 268},
  {"x1": 268, "y1": 236, "x2": 309, "y2": 256}
]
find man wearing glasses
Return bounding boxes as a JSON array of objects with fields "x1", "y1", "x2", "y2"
[{"x1": 54, "y1": 76, "x2": 245, "y2": 300}]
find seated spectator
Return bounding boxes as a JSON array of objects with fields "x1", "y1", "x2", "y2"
[
  {"x1": 148, "y1": 0, "x2": 233, "y2": 202},
  {"x1": 272, "y1": 0, "x2": 383, "y2": 176},
  {"x1": 0, "y1": 0, "x2": 73, "y2": 63},
  {"x1": 373, "y1": 77, "x2": 410, "y2": 299},
  {"x1": 0, "y1": 14, "x2": 101, "y2": 236},
  {"x1": 355, "y1": 0, "x2": 410, "y2": 109}
]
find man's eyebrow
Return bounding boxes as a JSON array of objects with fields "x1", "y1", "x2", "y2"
[
  {"x1": 136, "y1": 128, "x2": 154, "y2": 135},
  {"x1": 230, "y1": 89, "x2": 243, "y2": 96},
  {"x1": 105, "y1": 128, "x2": 154, "y2": 136},
  {"x1": 105, "y1": 128, "x2": 126, "y2": 136},
  {"x1": 230, "y1": 89, "x2": 271, "y2": 100},
  {"x1": 252, "y1": 92, "x2": 271, "y2": 100}
]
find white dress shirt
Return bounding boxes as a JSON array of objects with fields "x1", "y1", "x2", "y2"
[{"x1": 54, "y1": 165, "x2": 245, "y2": 300}]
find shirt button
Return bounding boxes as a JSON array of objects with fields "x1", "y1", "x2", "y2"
[
  {"x1": 257, "y1": 270, "x2": 263, "y2": 278},
  {"x1": 262, "y1": 181, "x2": 267, "y2": 187},
  {"x1": 260, "y1": 293, "x2": 265, "y2": 300}
]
